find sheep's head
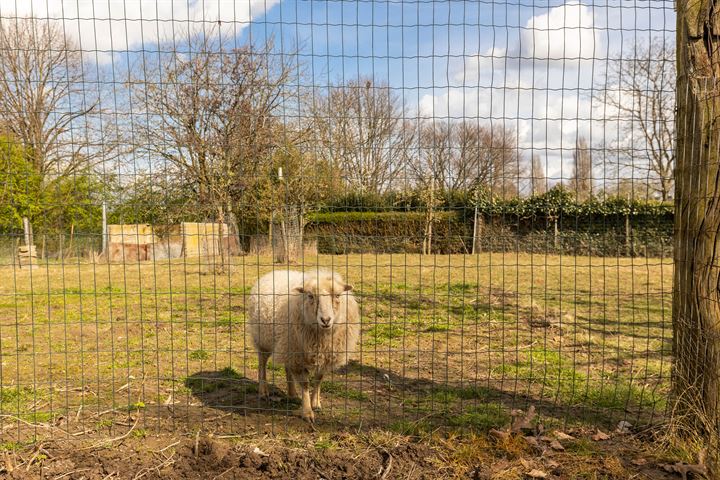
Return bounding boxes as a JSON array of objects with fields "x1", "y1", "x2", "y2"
[{"x1": 295, "y1": 276, "x2": 353, "y2": 330}]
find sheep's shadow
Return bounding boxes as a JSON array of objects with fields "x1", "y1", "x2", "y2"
[
  {"x1": 184, "y1": 360, "x2": 661, "y2": 432},
  {"x1": 184, "y1": 367, "x2": 301, "y2": 414}
]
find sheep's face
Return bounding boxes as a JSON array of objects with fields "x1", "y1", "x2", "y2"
[{"x1": 295, "y1": 278, "x2": 353, "y2": 330}]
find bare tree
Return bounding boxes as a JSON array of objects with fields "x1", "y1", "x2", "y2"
[
  {"x1": 0, "y1": 18, "x2": 105, "y2": 183},
  {"x1": 410, "y1": 119, "x2": 522, "y2": 198},
  {"x1": 570, "y1": 136, "x2": 593, "y2": 200},
  {"x1": 412, "y1": 119, "x2": 453, "y2": 192},
  {"x1": 530, "y1": 154, "x2": 547, "y2": 195},
  {"x1": 132, "y1": 30, "x2": 299, "y2": 262},
  {"x1": 596, "y1": 38, "x2": 675, "y2": 201},
  {"x1": 312, "y1": 78, "x2": 413, "y2": 195}
]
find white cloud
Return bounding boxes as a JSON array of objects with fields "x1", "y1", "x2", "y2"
[
  {"x1": 0, "y1": 0, "x2": 279, "y2": 63},
  {"x1": 418, "y1": 2, "x2": 606, "y2": 181},
  {"x1": 519, "y1": 1, "x2": 599, "y2": 61}
]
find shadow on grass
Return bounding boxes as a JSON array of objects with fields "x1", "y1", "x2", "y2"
[
  {"x1": 184, "y1": 367, "x2": 301, "y2": 415},
  {"x1": 184, "y1": 359, "x2": 663, "y2": 435}
]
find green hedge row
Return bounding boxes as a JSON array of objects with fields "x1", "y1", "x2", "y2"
[
  {"x1": 307, "y1": 211, "x2": 471, "y2": 254},
  {"x1": 305, "y1": 202, "x2": 674, "y2": 257}
]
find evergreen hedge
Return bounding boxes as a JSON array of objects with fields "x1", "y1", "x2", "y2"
[{"x1": 307, "y1": 188, "x2": 673, "y2": 257}]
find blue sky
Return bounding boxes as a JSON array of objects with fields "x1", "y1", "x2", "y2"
[
  {"x1": 0, "y1": 0, "x2": 676, "y2": 183},
  {"x1": 258, "y1": 0, "x2": 676, "y2": 182}
]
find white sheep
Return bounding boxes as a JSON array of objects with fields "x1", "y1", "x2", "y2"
[{"x1": 246, "y1": 269, "x2": 360, "y2": 423}]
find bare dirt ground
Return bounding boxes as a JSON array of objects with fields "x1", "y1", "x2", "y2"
[{"x1": 2, "y1": 418, "x2": 690, "y2": 480}]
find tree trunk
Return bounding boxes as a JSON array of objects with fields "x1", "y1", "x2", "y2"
[
  {"x1": 226, "y1": 201, "x2": 241, "y2": 255},
  {"x1": 472, "y1": 205, "x2": 483, "y2": 255},
  {"x1": 215, "y1": 207, "x2": 227, "y2": 271},
  {"x1": 423, "y1": 181, "x2": 436, "y2": 256},
  {"x1": 625, "y1": 214, "x2": 631, "y2": 257},
  {"x1": 673, "y1": 1, "x2": 720, "y2": 472}
]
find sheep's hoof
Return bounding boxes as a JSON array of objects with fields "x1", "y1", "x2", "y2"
[
  {"x1": 301, "y1": 409, "x2": 315, "y2": 424},
  {"x1": 312, "y1": 401, "x2": 322, "y2": 411}
]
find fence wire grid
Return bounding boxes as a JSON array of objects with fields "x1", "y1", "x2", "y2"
[{"x1": 0, "y1": 0, "x2": 675, "y2": 442}]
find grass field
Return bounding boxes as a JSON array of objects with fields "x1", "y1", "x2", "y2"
[{"x1": 0, "y1": 252, "x2": 673, "y2": 443}]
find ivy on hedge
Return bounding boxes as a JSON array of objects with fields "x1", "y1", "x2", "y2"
[{"x1": 315, "y1": 186, "x2": 673, "y2": 220}]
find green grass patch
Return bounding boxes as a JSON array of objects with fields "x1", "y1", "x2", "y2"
[
  {"x1": 0, "y1": 386, "x2": 36, "y2": 409},
  {"x1": 565, "y1": 438, "x2": 598, "y2": 456},
  {"x1": 0, "y1": 441, "x2": 26, "y2": 452},
  {"x1": 447, "y1": 404, "x2": 509, "y2": 431},
  {"x1": 17, "y1": 411, "x2": 53, "y2": 423},
  {"x1": 314, "y1": 435, "x2": 337, "y2": 450},
  {"x1": 267, "y1": 361, "x2": 283, "y2": 372},
  {"x1": 218, "y1": 366, "x2": 242, "y2": 379},
  {"x1": 189, "y1": 349, "x2": 210, "y2": 361},
  {"x1": 425, "y1": 321, "x2": 451, "y2": 333},
  {"x1": 322, "y1": 381, "x2": 368, "y2": 401},
  {"x1": 216, "y1": 313, "x2": 244, "y2": 327},
  {"x1": 96, "y1": 419, "x2": 113, "y2": 429},
  {"x1": 388, "y1": 418, "x2": 433, "y2": 437},
  {"x1": 365, "y1": 323, "x2": 405, "y2": 345}
]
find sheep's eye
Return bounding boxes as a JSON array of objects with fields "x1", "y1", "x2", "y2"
[
  {"x1": 334, "y1": 294, "x2": 341, "y2": 300},
  {"x1": 307, "y1": 294, "x2": 314, "y2": 301}
]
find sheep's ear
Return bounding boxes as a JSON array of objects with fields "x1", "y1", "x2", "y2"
[
  {"x1": 294, "y1": 287, "x2": 305, "y2": 294},
  {"x1": 343, "y1": 284, "x2": 353, "y2": 292}
]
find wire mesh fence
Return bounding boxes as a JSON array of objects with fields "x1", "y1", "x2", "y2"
[{"x1": 0, "y1": 0, "x2": 675, "y2": 446}]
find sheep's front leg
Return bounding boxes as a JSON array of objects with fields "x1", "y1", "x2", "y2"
[
  {"x1": 285, "y1": 366, "x2": 298, "y2": 398},
  {"x1": 257, "y1": 351, "x2": 271, "y2": 398},
  {"x1": 294, "y1": 371, "x2": 314, "y2": 423},
  {"x1": 311, "y1": 373, "x2": 323, "y2": 411}
]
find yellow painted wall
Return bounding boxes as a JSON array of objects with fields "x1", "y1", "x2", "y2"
[
  {"x1": 107, "y1": 224, "x2": 154, "y2": 245},
  {"x1": 181, "y1": 222, "x2": 228, "y2": 257}
]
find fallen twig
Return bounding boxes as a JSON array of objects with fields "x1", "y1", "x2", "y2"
[
  {"x1": 194, "y1": 430, "x2": 201, "y2": 457},
  {"x1": 154, "y1": 440, "x2": 180, "y2": 454},
  {"x1": 378, "y1": 448, "x2": 394, "y2": 480},
  {"x1": 83, "y1": 415, "x2": 140, "y2": 450},
  {"x1": 212, "y1": 467, "x2": 234, "y2": 480},
  {"x1": 25, "y1": 443, "x2": 45, "y2": 471},
  {"x1": 53, "y1": 469, "x2": 91, "y2": 480}
]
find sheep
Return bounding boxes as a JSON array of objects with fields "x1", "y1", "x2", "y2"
[{"x1": 246, "y1": 269, "x2": 360, "y2": 423}]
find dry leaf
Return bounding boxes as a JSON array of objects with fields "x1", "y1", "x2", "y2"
[
  {"x1": 253, "y1": 446, "x2": 269, "y2": 457},
  {"x1": 549, "y1": 440, "x2": 565, "y2": 451},
  {"x1": 523, "y1": 436, "x2": 541, "y2": 449},
  {"x1": 591, "y1": 430, "x2": 610, "y2": 441},
  {"x1": 520, "y1": 458, "x2": 533, "y2": 469},
  {"x1": 489, "y1": 428, "x2": 510, "y2": 441},
  {"x1": 661, "y1": 449, "x2": 707, "y2": 480},
  {"x1": 526, "y1": 469, "x2": 548, "y2": 479},
  {"x1": 545, "y1": 459, "x2": 560, "y2": 469},
  {"x1": 631, "y1": 458, "x2": 647, "y2": 466},
  {"x1": 511, "y1": 405, "x2": 537, "y2": 433},
  {"x1": 615, "y1": 421, "x2": 632, "y2": 434},
  {"x1": 661, "y1": 462, "x2": 708, "y2": 480},
  {"x1": 553, "y1": 431, "x2": 575, "y2": 441}
]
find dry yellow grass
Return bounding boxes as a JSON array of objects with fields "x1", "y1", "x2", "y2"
[{"x1": 0, "y1": 252, "x2": 672, "y2": 437}]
